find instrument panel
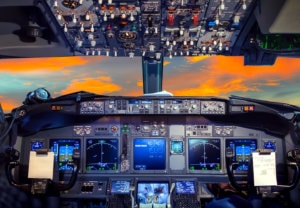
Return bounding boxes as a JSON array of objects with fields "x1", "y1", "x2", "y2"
[
  {"x1": 18, "y1": 114, "x2": 284, "y2": 200},
  {"x1": 12, "y1": 94, "x2": 298, "y2": 207}
]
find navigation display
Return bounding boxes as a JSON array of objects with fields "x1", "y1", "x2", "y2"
[
  {"x1": 85, "y1": 138, "x2": 118, "y2": 171},
  {"x1": 226, "y1": 139, "x2": 257, "y2": 171},
  {"x1": 175, "y1": 181, "x2": 196, "y2": 194},
  {"x1": 133, "y1": 138, "x2": 166, "y2": 171},
  {"x1": 188, "y1": 138, "x2": 221, "y2": 171},
  {"x1": 49, "y1": 139, "x2": 80, "y2": 171}
]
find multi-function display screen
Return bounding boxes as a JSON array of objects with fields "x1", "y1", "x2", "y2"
[
  {"x1": 85, "y1": 138, "x2": 118, "y2": 171},
  {"x1": 49, "y1": 139, "x2": 80, "y2": 171},
  {"x1": 188, "y1": 138, "x2": 221, "y2": 171},
  {"x1": 133, "y1": 138, "x2": 166, "y2": 171},
  {"x1": 111, "y1": 180, "x2": 131, "y2": 194},
  {"x1": 226, "y1": 139, "x2": 257, "y2": 171},
  {"x1": 175, "y1": 181, "x2": 196, "y2": 194},
  {"x1": 137, "y1": 182, "x2": 169, "y2": 206}
]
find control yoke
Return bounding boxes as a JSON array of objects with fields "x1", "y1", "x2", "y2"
[
  {"x1": 6, "y1": 148, "x2": 80, "y2": 194},
  {"x1": 226, "y1": 148, "x2": 300, "y2": 194}
]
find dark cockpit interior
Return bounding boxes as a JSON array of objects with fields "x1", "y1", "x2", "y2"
[{"x1": 1, "y1": 1, "x2": 300, "y2": 208}]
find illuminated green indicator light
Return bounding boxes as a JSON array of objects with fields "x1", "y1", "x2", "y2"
[{"x1": 259, "y1": 34, "x2": 300, "y2": 50}]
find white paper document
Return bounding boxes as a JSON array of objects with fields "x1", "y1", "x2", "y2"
[
  {"x1": 252, "y1": 151, "x2": 277, "y2": 186},
  {"x1": 28, "y1": 151, "x2": 54, "y2": 180}
]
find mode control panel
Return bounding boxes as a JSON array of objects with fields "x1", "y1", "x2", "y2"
[
  {"x1": 80, "y1": 101, "x2": 105, "y2": 114},
  {"x1": 80, "y1": 98, "x2": 226, "y2": 115},
  {"x1": 200, "y1": 101, "x2": 226, "y2": 115}
]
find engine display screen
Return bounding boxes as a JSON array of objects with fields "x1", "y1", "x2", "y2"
[
  {"x1": 85, "y1": 138, "x2": 118, "y2": 171},
  {"x1": 111, "y1": 180, "x2": 131, "y2": 194},
  {"x1": 133, "y1": 138, "x2": 166, "y2": 171},
  {"x1": 175, "y1": 181, "x2": 196, "y2": 194},
  {"x1": 226, "y1": 139, "x2": 257, "y2": 171},
  {"x1": 188, "y1": 138, "x2": 221, "y2": 171},
  {"x1": 137, "y1": 182, "x2": 169, "y2": 206},
  {"x1": 49, "y1": 139, "x2": 80, "y2": 171}
]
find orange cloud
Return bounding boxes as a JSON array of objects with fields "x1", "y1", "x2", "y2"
[
  {"x1": 185, "y1": 55, "x2": 212, "y2": 63},
  {"x1": 208, "y1": 56, "x2": 300, "y2": 80},
  {"x1": 166, "y1": 56, "x2": 300, "y2": 97},
  {"x1": 259, "y1": 79, "x2": 280, "y2": 86},
  {"x1": 137, "y1": 80, "x2": 143, "y2": 87},
  {"x1": 0, "y1": 57, "x2": 90, "y2": 72},
  {"x1": 163, "y1": 60, "x2": 171, "y2": 67},
  {"x1": 0, "y1": 97, "x2": 21, "y2": 113},
  {"x1": 173, "y1": 78, "x2": 259, "y2": 96},
  {"x1": 23, "y1": 82, "x2": 33, "y2": 86},
  {"x1": 125, "y1": 88, "x2": 143, "y2": 96},
  {"x1": 60, "y1": 76, "x2": 121, "y2": 95}
]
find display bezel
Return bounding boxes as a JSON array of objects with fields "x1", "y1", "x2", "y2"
[
  {"x1": 132, "y1": 137, "x2": 168, "y2": 173},
  {"x1": 85, "y1": 138, "x2": 119, "y2": 173},
  {"x1": 187, "y1": 138, "x2": 222, "y2": 173}
]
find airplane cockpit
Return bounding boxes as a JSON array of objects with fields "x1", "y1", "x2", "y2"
[
  {"x1": 1, "y1": 0, "x2": 300, "y2": 208},
  {"x1": 1, "y1": 86, "x2": 300, "y2": 208}
]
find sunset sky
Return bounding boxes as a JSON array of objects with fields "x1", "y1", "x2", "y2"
[{"x1": 1, "y1": 55, "x2": 300, "y2": 113}]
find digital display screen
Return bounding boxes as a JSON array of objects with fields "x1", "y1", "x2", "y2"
[
  {"x1": 170, "y1": 140, "x2": 184, "y2": 154},
  {"x1": 111, "y1": 180, "x2": 131, "y2": 194},
  {"x1": 226, "y1": 139, "x2": 257, "y2": 171},
  {"x1": 264, "y1": 141, "x2": 276, "y2": 151},
  {"x1": 133, "y1": 138, "x2": 166, "y2": 171},
  {"x1": 129, "y1": 100, "x2": 139, "y2": 104},
  {"x1": 31, "y1": 141, "x2": 44, "y2": 151},
  {"x1": 175, "y1": 181, "x2": 196, "y2": 194},
  {"x1": 172, "y1": 100, "x2": 183, "y2": 104},
  {"x1": 137, "y1": 182, "x2": 169, "y2": 205},
  {"x1": 86, "y1": 138, "x2": 118, "y2": 171},
  {"x1": 141, "y1": 100, "x2": 152, "y2": 104},
  {"x1": 188, "y1": 138, "x2": 221, "y2": 171},
  {"x1": 49, "y1": 139, "x2": 80, "y2": 171}
]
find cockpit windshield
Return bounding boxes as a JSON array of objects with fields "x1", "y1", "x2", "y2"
[{"x1": 1, "y1": 56, "x2": 300, "y2": 112}]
